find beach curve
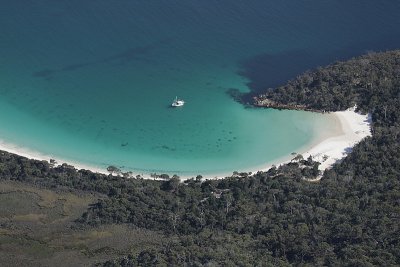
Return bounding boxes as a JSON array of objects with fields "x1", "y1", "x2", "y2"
[{"x1": 0, "y1": 106, "x2": 371, "y2": 181}]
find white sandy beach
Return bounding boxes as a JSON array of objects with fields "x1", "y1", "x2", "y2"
[
  {"x1": 250, "y1": 106, "x2": 372, "y2": 180},
  {"x1": 0, "y1": 140, "x2": 110, "y2": 175},
  {"x1": 209, "y1": 106, "x2": 372, "y2": 180},
  {"x1": 300, "y1": 106, "x2": 371, "y2": 179},
  {"x1": 0, "y1": 106, "x2": 371, "y2": 180}
]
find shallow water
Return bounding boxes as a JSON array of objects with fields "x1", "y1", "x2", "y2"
[{"x1": 0, "y1": 1, "x2": 399, "y2": 176}]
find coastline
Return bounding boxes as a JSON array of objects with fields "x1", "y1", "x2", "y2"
[
  {"x1": 302, "y1": 106, "x2": 372, "y2": 176},
  {"x1": 0, "y1": 139, "x2": 110, "y2": 176},
  {"x1": 179, "y1": 106, "x2": 372, "y2": 180},
  {"x1": 249, "y1": 106, "x2": 371, "y2": 179},
  {"x1": 0, "y1": 106, "x2": 371, "y2": 180}
]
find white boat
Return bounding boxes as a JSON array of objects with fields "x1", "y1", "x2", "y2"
[{"x1": 171, "y1": 96, "x2": 185, "y2": 107}]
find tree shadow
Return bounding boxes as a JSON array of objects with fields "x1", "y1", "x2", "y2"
[{"x1": 235, "y1": 34, "x2": 400, "y2": 103}]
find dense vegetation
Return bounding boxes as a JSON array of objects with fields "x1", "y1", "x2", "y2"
[
  {"x1": 1, "y1": 50, "x2": 400, "y2": 266},
  {"x1": 255, "y1": 50, "x2": 400, "y2": 115}
]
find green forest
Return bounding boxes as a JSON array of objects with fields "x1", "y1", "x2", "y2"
[{"x1": 1, "y1": 50, "x2": 399, "y2": 266}]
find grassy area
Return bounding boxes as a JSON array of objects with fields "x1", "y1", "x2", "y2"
[{"x1": 0, "y1": 180, "x2": 166, "y2": 266}]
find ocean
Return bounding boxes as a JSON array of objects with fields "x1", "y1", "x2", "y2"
[{"x1": 0, "y1": 1, "x2": 399, "y2": 176}]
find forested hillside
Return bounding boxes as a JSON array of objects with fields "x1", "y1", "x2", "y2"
[
  {"x1": 1, "y1": 50, "x2": 399, "y2": 266},
  {"x1": 254, "y1": 50, "x2": 400, "y2": 115}
]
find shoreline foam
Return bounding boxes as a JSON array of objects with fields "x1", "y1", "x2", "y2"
[{"x1": 0, "y1": 106, "x2": 371, "y2": 181}]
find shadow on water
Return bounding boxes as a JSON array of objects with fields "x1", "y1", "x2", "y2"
[
  {"x1": 227, "y1": 48, "x2": 329, "y2": 104},
  {"x1": 238, "y1": 49, "x2": 318, "y2": 92},
  {"x1": 234, "y1": 34, "x2": 400, "y2": 103},
  {"x1": 33, "y1": 39, "x2": 171, "y2": 79}
]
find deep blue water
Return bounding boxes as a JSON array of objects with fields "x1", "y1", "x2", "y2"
[{"x1": 0, "y1": 1, "x2": 399, "y2": 176}]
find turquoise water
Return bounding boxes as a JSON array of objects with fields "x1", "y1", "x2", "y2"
[{"x1": 0, "y1": 1, "x2": 399, "y2": 176}]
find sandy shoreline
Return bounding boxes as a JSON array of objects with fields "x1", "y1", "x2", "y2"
[
  {"x1": 302, "y1": 106, "x2": 371, "y2": 176},
  {"x1": 0, "y1": 140, "x2": 110, "y2": 176},
  {"x1": 252, "y1": 106, "x2": 371, "y2": 176},
  {"x1": 0, "y1": 106, "x2": 371, "y2": 180}
]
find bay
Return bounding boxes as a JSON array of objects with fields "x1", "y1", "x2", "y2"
[{"x1": 0, "y1": 1, "x2": 399, "y2": 176}]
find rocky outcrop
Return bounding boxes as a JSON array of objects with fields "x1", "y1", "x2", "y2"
[{"x1": 253, "y1": 95, "x2": 323, "y2": 112}]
